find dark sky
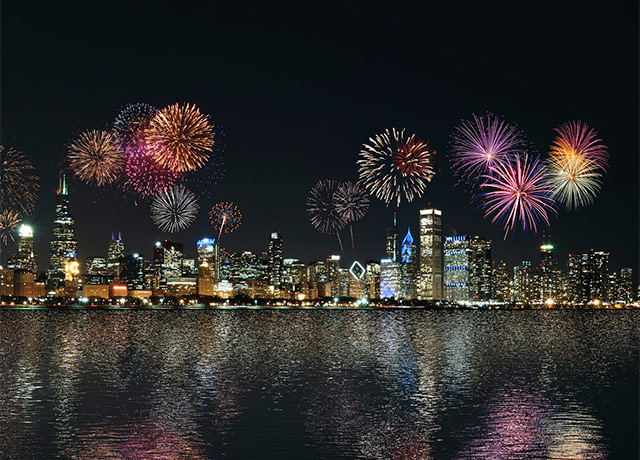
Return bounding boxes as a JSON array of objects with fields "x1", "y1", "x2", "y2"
[{"x1": 2, "y1": 1, "x2": 638, "y2": 279}]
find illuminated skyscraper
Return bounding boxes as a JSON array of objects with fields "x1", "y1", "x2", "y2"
[
  {"x1": 107, "y1": 233, "x2": 125, "y2": 280},
  {"x1": 124, "y1": 253, "x2": 145, "y2": 290},
  {"x1": 380, "y1": 258, "x2": 400, "y2": 298},
  {"x1": 365, "y1": 261, "x2": 380, "y2": 299},
  {"x1": 470, "y1": 236, "x2": 492, "y2": 301},
  {"x1": 153, "y1": 240, "x2": 183, "y2": 283},
  {"x1": 418, "y1": 208, "x2": 443, "y2": 300},
  {"x1": 513, "y1": 261, "x2": 533, "y2": 305},
  {"x1": 326, "y1": 255, "x2": 341, "y2": 297},
  {"x1": 268, "y1": 232, "x2": 283, "y2": 288},
  {"x1": 48, "y1": 173, "x2": 77, "y2": 287},
  {"x1": 197, "y1": 238, "x2": 216, "y2": 276},
  {"x1": 444, "y1": 235, "x2": 472, "y2": 302},
  {"x1": 385, "y1": 212, "x2": 398, "y2": 262},
  {"x1": 492, "y1": 261, "x2": 512, "y2": 302},
  {"x1": 86, "y1": 257, "x2": 108, "y2": 284},
  {"x1": 618, "y1": 268, "x2": 634, "y2": 303},
  {"x1": 400, "y1": 228, "x2": 419, "y2": 299},
  {"x1": 8, "y1": 224, "x2": 37, "y2": 274}
]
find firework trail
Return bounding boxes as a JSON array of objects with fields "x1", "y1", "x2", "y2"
[
  {"x1": 113, "y1": 103, "x2": 157, "y2": 152},
  {"x1": 0, "y1": 146, "x2": 40, "y2": 216},
  {"x1": 450, "y1": 113, "x2": 525, "y2": 183},
  {"x1": 209, "y1": 202, "x2": 242, "y2": 242},
  {"x1": 307, "y1": 179, "x2": 347, "y2": 252},
  {"x1": 334, "y1": 181, "x2": 369, "y2": 251},
  {"x1": 68, "y1": 130, "x2": 124, "y2": 186},
  {"x1": 357, "y1": 128, "x2": 435, "y2": 206},
  {"x1": 548, "y1": 121, "x2": 608, "y2": 210},
  {"x1": 480, "y1": 153, "x2": 557, "y2": 239},
  {"x1": 146, "y1": 103, "x2": 215, "y2": 173},
  {"x1": 150, "y1": 184, "x2": 199, "y2": 233}
]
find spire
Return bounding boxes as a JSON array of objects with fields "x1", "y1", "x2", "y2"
[
  {"x1": 393, "y1": 211, "x2": 397, "y2": 227},
  {"x1": 402, "y1": 227, "x2": 413, "y2": 246},
  {"x1": 58, "y1": 172, "x2": 68, "y2": 196}
]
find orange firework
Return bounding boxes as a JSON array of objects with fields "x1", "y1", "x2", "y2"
[
  {"x1": 68, "y1": 130, "x2": 124, "y2": 186},
  {"x1": 146, "y1": 103, "x2": 215, "y2": 173},
  {"x1": 209, "y1": 202, "x2": 241, "y2": 241},
  {"x1": 0, "y1": 145, "x2": 40, "y2": 216},
  {"x1": 0, "y1": 209, "x2": 20, "y2": 246}
]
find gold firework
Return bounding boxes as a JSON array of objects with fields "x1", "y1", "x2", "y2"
[
  {"x1": 0, "y1": 146, "x2": 40, "y2": 216},
  {"x1": 68, "y1": 130, "x2": 124, "y2": 186},
  {"x1": 0, "y1": 209, "x2": 20, "y2": 246},
  {"x1": 146, "y1": 103, "x2": 215, "y2": 173}
]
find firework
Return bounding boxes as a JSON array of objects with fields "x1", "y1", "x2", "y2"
[
  {"x1": 112, "y1": 103, "x2": 157, "y2": 152},
  {"x1": 0, "y1": 209, "x2": 20, "y2": 246},
  {"x1": 0, "y1": 146, "x2": 40, "y2": 216},
  {"x1": 150, "y1": 184, "x2": 199, "y2": 233},
  {"x1": 146, "y1": 103, "x2": 214, "y2": 173},
  {"x1": 357, "y1": 128, "x2": 435, "y2": 206},
  {"x1": 334, "y1": 181, "x2": 369, "y2": 251},
  {"x1": 124, "y1": 149, "x2": 180, "y2": 197},
  {"x1": 550, "y1": 121, "x2": 608, "y2": 171},
  {"x1": 68, "y1": 130, "x2": 124, "y2": 186},
  {"x1": 549, "y1": 153, "x2": 603, "y2": 210},
  {"x1": 307, "y1": 179, "x2": 347, "y2": 251},
  {"x1": 450, "y1": 113, "x2": 525, "y2": 181},
  {"x1": 480, "y1": 153, "x2": 557, "y2": 238},
  {"x1": 209, "y1": 202, "x2": 242, "y2": 240}
]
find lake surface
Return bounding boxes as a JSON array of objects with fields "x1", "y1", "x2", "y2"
[{"x1": 0, "y1": 309, "x2": 637, "y2": 459}]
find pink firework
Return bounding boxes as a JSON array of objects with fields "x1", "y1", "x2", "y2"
[
  {"x1": 480, "y1": 153, "x2": 557, "y2": 238},
  {"x1": 124, "y1": 147, "x2": 180, "y2": 197},
  {"x1": 551, "y1": 120, "x2": 609, "y2": 171},
  {"x1": 450, "y1": 113, "x2": 525, "y2": 182}
]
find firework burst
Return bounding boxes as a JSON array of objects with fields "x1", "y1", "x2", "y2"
[
  {"x1": 209, "y1": 202, "x2": 242, "y2": 240},
  {"x1": 307, "y1": 179, "x2": 347, "y2": 251},
  {"x1": 113, "y1": 103, "x2": 157, "y2": 152},
  {"x1": 0, "y1": 209, "x2": 20, "y2": 246},
  {"x1": 357, "y1": 128, "x2": 436, "y2": 206},
  {"x1": 0, "y1": 146, "x2": 40, "y2": 216},
  {"x1": 146, "y1": 103, "x2": 215, "y2": 173},
  {"x1": 550, "y1": 121, "x2": 608, "y2": 171},
  {"x1": 450, "y1": 113, "x2": 525, "y2": 182},
  {"x1": 68, "y1": 130, "x2": 125, "y2": 186},
  {"x1": 124, "y1": 149, "x2": 180, "y2": 197},
  {"x1": 334, "y1": 181, "x2": 369, "y2": 251},
  {"x1": 150, "y1": 184, "x2": 199, "y2": 233},
  {"x1": 480, "y1": 153, "x2": 557, "y2": 238}
]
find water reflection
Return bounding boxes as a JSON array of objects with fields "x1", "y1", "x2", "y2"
[{"x1": 0, "y1": 310, "x2": 636, "y2": 458}]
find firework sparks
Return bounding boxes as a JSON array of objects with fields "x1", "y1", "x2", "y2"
[
  {"x1": 450, "y1": 113, "x2": 525, "y2": 181},
  {"x1": 357, "y1": 128, "x2": 436, "y2": 206},
  {"x1": 0, "y1": 146, "x2": 40, "y2": 216},
  {"x1": 0, "y1": 209, "x2": 20, "y2": 246},
  {"x1": 68, "y1": 130, "x2": 125, "y2": 186},
  {"x1": 480, "y1": 153, "x2": 557, "y2": 238},
  {"x1": 307, "y1": 179, "x2": 347, "y2": 251},
  {"x1": 124, "y1": 148, "x2": 180, "y2": 197},
  {"x1": 150, "y1": 184, "x2": 199, "y2": 233},
  {"x1": 146, "y1": 103, "x2": 214, "y2": 173},
  {"x1": 334, "y1": 181, "x2": 369, "y2": 251},
  {"x1": 113, "y1": 103, "x2": 157, "y2": 152},
  {"x1": 209, "y1": 202, "x2": 242, "y2": 240},
  {"x1": 551, "y1": 121, "x2": 608, "y2": 171},
  {"x1": 548, "y1": 121, "x2": 608, "y2": 210}
]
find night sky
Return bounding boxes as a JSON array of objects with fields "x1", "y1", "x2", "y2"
[{"x1": 2, "y1": 1, "x2": 638, "y2": 279}]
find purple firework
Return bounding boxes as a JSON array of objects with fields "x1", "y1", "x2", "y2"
[
  {"x1": 479, "y1": 153, "x2": 557, "y2": 239},
  {"x1": 113, "y1": 103, "x2": 157, "y2": 152},
  {"x1": 450, "y1": 113, "x2": 525, "y2": 184}
]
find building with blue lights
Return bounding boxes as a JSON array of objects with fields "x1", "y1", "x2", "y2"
[{"x1": 444, "y1": 235, "x2": 472, "y2": 302}]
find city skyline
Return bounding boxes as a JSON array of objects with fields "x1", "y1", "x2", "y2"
[{"x1": 1, "y1": 2, "x2": 637, "y2": 278}]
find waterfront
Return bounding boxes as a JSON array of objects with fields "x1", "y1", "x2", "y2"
[{"x1": 0, "y1": 309, "x2": 637, "y2": 459}]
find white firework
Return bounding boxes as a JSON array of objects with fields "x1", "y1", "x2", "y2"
[{"x1": 151, "y1": 184, "x2": 199, "y2": 233}]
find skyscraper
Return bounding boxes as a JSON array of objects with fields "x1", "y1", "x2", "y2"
[
  {"x1": 444, "y1": 235, "x2": 472, "y2": 302},
  {"x1": 618, "y1": 268, "x2": 634, "y2": 303},
  {"x1": 268, "y1": 232, "x2": 283, "y2": 288},
  {"x1": 513, "y1": 261, "x2": 533, "y2": 305},
  {"x1": 48, "y1": 173, "x2": 77, "y2": 287},
  {"x1": 107, "y1": 233, "x2": 125, "y2": 280},
  {"x1": 385, "y1": 212, "x2": 398, "y2": 262},
  {"x1": 418, "y1": 208, "x2": 443, "y2": 300},
  {"x1": 153, "y1": 240, "x2": 184, "y2": 283},
  {"x1": 124, "y1": 253, "x2": 145, "y2": 290},
  {"x1": 197, "y1": 238, "x2": 216, "y2": 276},
  {"x1": 8, "y1": 224, "x2": 37, "y2": 274},
  {"x1": 470, "y1": 236, "x2": 492, "y2": 301},
  {"x1": 326, "y1": 255, "x2": 341, "y2": 297},
  {"x1": 492, "y1": 261, "x2": 512, "y2": 302},
  {"x1": 400, "y1": 228, "x2": 419, "y2": 299},
  {"x1": 380, "y1": 258, "x2": 400, "y2": 298}
]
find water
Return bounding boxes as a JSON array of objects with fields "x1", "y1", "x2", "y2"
[{"x1": 0, "y1": 309, "x2": 637, "y2": 459}]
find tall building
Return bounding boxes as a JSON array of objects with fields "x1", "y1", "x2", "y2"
[
  {"x1": 385, "y1": 212, "x2": 399, "y2": 262},
  {"x1": 492, "y1": 261, "x2": 512, "y2": 302},
  {"x1": 618, "y1": 268, "x2": 634, "y2": 303},
  {"x1": 537, "y1": 239, "x2": 558, "y2": 301},
  {"x1": 326, "y1": 255, "x2": 341, "y2": 297},
  {"x1": 418, "y1": 208, "x2": 443, "y2": 301},
  {"x1": 268, "y1": 232, "x2": 283, "y2": 288},
  {"x1": 8, "y1": 224, "x2": 37, "y2": 274},
  {"x1": 567, "y1": 249, "x2": 610, "y2": 303},
  {"x1": 380, "y1": 258, "x2": 400, "y2": 298},
  {"x1": 444, "y1": 235, "x2": 472, "y2": 302},
  {"x1": 470, "y1": 236, "x2": 492, "y2": 301},
  {"x1": 124, "y1": 253, "x2": 145, "y2": 290},
  {"x1": 365, "y1": 261, "x2": 380, "y2": 299},
  {"x1": 48, "y1": 173, "x2": 77, "y2": 287},
  {"x1": 400, "y1": 228, "x2": 419, "y2": 299},
  {"x1": 86, "y1": 257, "x2": 109, "y2": 284},
  {"x1": 107, "y1": 233, "x2": 125, "y2": 280},
  {"x1": 197, "y1": 261, "x2": 215, "y2": 296},
  {"x1": 153, "y1": 240, "x2": 184, "y2": 283},
  {"x1": 513, "y1": 261, "x2": 533, "y2": 305}
]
